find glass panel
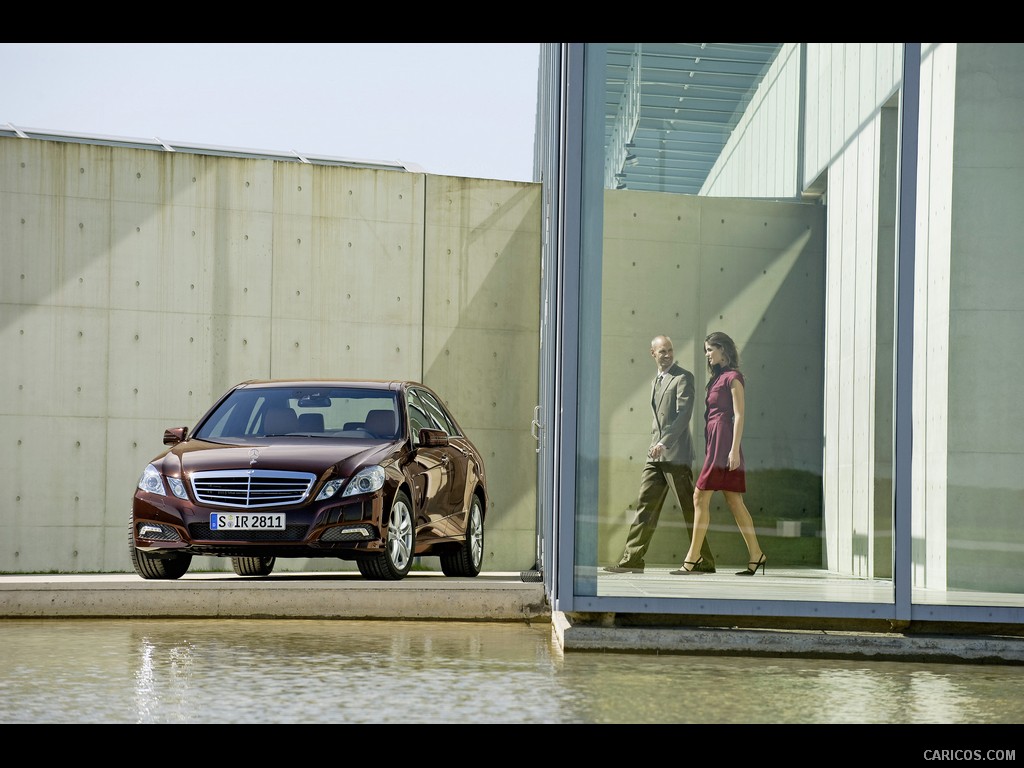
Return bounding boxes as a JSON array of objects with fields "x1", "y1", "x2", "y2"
[
  {"x1": 575, "y1": 43, "x2": 896, "y2": 606},
  {"x1": 911, "y1": 44, "x2": 1024, "y2": 610},
  {"x1": 559, "y1": 42, "x2": 1024, "y2": 621}
]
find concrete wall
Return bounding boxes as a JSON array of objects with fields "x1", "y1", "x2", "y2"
[{"x1": 0, "y1": 136, "x2": 541, "y2": 574}]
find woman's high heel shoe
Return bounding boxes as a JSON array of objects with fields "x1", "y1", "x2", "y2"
[
  {"x1": 669, "y1": 557, "x2": 707, "y2": 575},
  {"x1": 735, "y1": 553, "x2": 767, "y2": 576}
]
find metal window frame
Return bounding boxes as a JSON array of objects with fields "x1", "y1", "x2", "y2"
[{"x1": 546, "y1": 42, "x2": 1024, "y2": 626}]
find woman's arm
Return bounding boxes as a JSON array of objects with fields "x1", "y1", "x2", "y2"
[{"x1": 728, "y1": 378, "x2": 745, "y2": 471}]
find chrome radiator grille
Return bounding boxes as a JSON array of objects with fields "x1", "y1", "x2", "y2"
[{"x1": 190, "y1": 469, "x2": 316, "y2": 508}]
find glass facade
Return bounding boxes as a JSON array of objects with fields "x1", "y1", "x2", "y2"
[{"x1": 540, "y1": 43, "x2": 1024, "y2": 628}]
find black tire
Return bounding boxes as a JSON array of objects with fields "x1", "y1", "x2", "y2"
[
  {"x1": 129, "y1": 517, "x2": 191, "y2": 579},
  {"x1": 231, "y1": 556, "x2": 276, "y2": 577},
  {"x1": 358, "y1": 491, "x2": 415, "y2": 580},
  {"x1": 440, "y1": 495, "x2": 484, "y2": 577}
]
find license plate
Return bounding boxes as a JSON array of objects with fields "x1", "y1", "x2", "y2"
[{"x1": 210, "y1": 513, "x2": 286, "y2": 530}]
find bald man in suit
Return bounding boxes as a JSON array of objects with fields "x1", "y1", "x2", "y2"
[{"x1": 604, "y1": 335, "x2": 716, "y2": 573}]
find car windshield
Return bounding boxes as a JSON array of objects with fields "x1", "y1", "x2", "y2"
[{"x1": 192, "y1": 387, "x2": 400, "y2": 441}]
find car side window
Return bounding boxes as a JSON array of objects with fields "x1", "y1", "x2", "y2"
[
  {"x1": 407, "y1": 389, "x2": 449, "y2": 443},
  {"x1": 408, "y1": 402, "x2": 433, "y2": 440},
  {"x1": 416, "y1": 390, "x2": 457, "y2": 436}
]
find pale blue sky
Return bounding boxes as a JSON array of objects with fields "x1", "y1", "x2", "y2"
[{"x1": 2, "y1": 42, "x2": 541, "y2": 182}]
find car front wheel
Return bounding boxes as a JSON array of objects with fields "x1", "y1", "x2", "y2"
[
  {"x1": 358, "y1": 491, "x2": 415, "y2": 580},
  {"x1": 129, "y1": 517, "x2": 191, "y2": 579}
]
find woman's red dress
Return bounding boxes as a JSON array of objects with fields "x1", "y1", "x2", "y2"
[{"x1": 696, "y1": 368, "x2": 746, "y2": 492}]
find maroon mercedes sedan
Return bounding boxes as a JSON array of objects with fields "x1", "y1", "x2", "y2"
[{"x1": 130, "y1": 379, "x2": 487, "y2": 580}]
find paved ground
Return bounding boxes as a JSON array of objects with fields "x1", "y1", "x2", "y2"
[{"x1": 3, "y1": 572, "x2": 1023, "y2": 664}]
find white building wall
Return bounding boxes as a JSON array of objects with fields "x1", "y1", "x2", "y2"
[
  {"x1": 804, "y1": 44, "x2": 902, "y2": 194},
  {"x1": 702, "y1": 44, "x2": 802, "y2": 198},
  {"x1": 915, "y1": 43, "x2": 956, "y2": 590},
  {"x1": 943, "y1": 43, "x2": 1024, "y2": 593},
  {"x1": 822, "y1": 114, "x2": 886, "y2": 577}
]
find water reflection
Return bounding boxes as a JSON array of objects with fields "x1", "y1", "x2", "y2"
[{"x1": 0, "y1": 619, "x2": 1021, "y2": 724}]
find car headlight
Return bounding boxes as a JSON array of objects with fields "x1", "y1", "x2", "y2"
[
  {"x1": 138, "y1": 465, "x2": 189, "y2": 499},
  {"x1": 167, "y1": 477, "x2": 188, "y2": 500},
  {"x1": 137, "y1": 464, "x2": 166, "y2": 496},
  {"x1": 342, "y1": 465, "x2": 386, "y2": 497},
  {"x1": 316, "y1": 478, "x2": 345, "y2": 501}
]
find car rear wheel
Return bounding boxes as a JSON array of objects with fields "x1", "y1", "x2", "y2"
[
  {"x1": 440, "y1": 495, "x2": 484, "y2": 577},
  {"x1": 358, "y1": 491, "x2": 414, "y2": 580},
  {"x1": 129, "y1": 517, "x2": 192, "y2": 579},
  {"x1": 231, "y1": 556, "x2": 276, "y2": 577}
]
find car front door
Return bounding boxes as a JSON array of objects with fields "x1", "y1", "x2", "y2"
[
  {"x1": 410, "y1": 389, "x2": 470, "y2": 537},
  {"x1": 406, "y1": 396, "x2": 454, "y2": 541}
]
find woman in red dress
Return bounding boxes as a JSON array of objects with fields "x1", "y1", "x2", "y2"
[{"x1": 671, "y1": 331, "x2": 766, "y2": 576}]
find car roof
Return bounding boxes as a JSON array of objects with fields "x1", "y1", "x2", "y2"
[{"x1": 233, "y1": 379, "x2": 418, "y2": 391}]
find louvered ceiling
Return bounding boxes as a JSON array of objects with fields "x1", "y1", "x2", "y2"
[{"x1": 605, "y1": 43, "x2": 783, "y2": 195}]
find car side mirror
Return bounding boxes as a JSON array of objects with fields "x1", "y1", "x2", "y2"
[
  {"x1": 418, "y1": 428, "x2": 449, "y2": 448},
  {"x1": 163, "y1": 427, "x2": 188, "y2": 445}
]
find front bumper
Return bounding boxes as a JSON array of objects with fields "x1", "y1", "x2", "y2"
[{"x1": 131, "y1": 491, "x2": 388, "y2": 559}]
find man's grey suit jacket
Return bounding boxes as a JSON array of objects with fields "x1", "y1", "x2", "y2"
[{"x1": 650, "y1": 362, "x2": 696, "y2": 465}]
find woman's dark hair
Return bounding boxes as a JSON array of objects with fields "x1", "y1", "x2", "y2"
[{"x1": 704, "y1": 331, "x2": 740, "y2": 375}]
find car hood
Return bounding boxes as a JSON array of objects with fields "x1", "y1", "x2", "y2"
[{"x1": 159, "y1": 438, "x2": 400, "y2": 476}]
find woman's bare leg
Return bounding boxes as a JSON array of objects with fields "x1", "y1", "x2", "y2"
[
  {"x1": 680, "y1": 488, "x2": 713, "y2": 567},
  {"x1": 722, "y1": 491, "x2": 763, "y2": 562}
]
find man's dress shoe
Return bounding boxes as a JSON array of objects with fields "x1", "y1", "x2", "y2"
[{"x1": 603, "y1": 565, "x2": 644, "y2": 574}]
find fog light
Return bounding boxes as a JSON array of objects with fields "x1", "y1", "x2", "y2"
[
  {"x1": 137, "y1": 523, "x2": 181, "y2": 542},
  {"x1": 321, "y1": 525, "x2": 375, "y2": 542}
]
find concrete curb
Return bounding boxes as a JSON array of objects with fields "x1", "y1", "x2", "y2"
[
  {"x1": 0, "y1": 573, "x2": 550, "y2": 622},
  {"x1": 552, "y1": 612, "x2": 1024, "y2": 663}
]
